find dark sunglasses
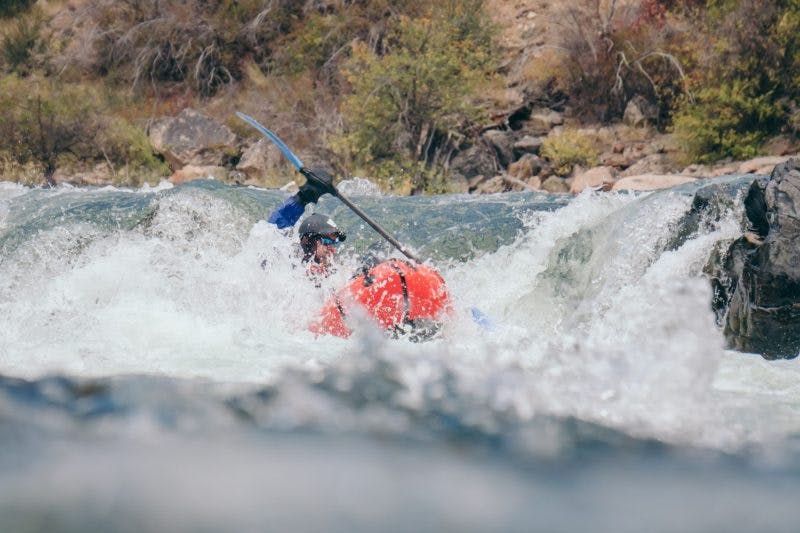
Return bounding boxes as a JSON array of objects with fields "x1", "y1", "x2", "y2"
[{"x1": 320, "y1": 236, "x2": 341, "y2": 247}]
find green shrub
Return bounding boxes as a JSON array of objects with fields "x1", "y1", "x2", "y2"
[
  {"x1": 336, "y1": 0, "x2": 497, "y2": 193},
  {"x1": 272, "y1": 0, "x2": 430, "y2": 72},
  {"x1": 275, "y1": 12, "x2": 355, "y2": 76},
  {"x1": 0, "y1": 75, "x2": 94, "y2": 183},
  {"x1": 96, "y1": 118, "x2": 170, "y2": 185},
  {"x1": 360, "y1": 158, "x2": 452, "y2": 196},
  {"x1": 670, "y1": 0, "x2": 800, "y2": 163},
  {"x1": 671, "y1": 82, "x2": 782, "y2": 163},
  {"x1": 540, "y1": 129, "x2": 598, "y2": 176}
]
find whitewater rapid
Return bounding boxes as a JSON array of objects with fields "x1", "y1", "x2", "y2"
[{"x1": 2, "y1": 177, "x2": 799, "y2": 454}]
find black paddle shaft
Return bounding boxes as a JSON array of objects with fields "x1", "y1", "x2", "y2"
[{"x1": 301, "y1": 168, "x2": 421, "y2": 263}]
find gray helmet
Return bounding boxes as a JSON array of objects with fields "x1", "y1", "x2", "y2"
[{"x1": 299, "y1": 213, "x2": 346, "y2": 241}]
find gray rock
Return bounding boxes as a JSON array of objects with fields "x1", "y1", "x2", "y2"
[
  {"x1": 599, "y1": 151, "x2": 637, "y2": 169},
  {"x1": 540, "y1": 175, "x2": 569, "y2": 194},
  {"x1": 169, "y1": 165, "x2": 228, "y2": 185},
  {"x1": 471, "y1": 175, "x2": 506, "y2": 194},
  {"x1": 788, "y1": 100, "x2": 800, "y2": 134},
  {"x1": 623, "y1": 95, "x2": 659, "y2": 127},
  {"x1": 620, "y1": 153, "x2": 676, "y2": 177},
  {"x1": 502, "y1": 174, "x2": 540, "y2": 192},
  {"x1": 481, "y1": 129, "x2": 515, "y2": 167},
  {"x1": 512, "y1": 135, "x2": 544, "y2": 156},
  {"x1": 508, "y1": 154, "x2": 545, "y2": 180},
  {"x1": 570, "y1": 166, "x2": 616, "y2": 194},
  {"x1": 236, "y1": 138, "x2": 291, "y2": 187},
  {"x1": 450, "y1": 143, "x2": 500, "y2": 184},
  {"x1": 611, "y1": 174, "x2": 695, "y2": 191},
  {"x1": 525, "y1": 108, "x2": 564, "y2": 135},
  {"x1": 149, "y1": 108, "x2": 238, "y2": 170},
  {"x1": 714, "y1": 159, "x2": 800, "y2": 358}
]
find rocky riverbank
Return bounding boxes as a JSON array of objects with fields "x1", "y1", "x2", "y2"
[
  {"x1": 50, "y1": 106, "x2": 799, "y2": 194},
  {"x1": 5, "y1": 0, "x2": 798, "y2": 194}
]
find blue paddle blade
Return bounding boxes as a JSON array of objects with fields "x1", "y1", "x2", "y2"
[
  {"x1": 470, "y1": 306, "x2": 496, "y2": 331},
  {"x1": 235, "y1": 112, "x2": 304, "y2": 170}
]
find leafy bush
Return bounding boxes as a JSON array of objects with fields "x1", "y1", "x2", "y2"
[
  {"x1": 0, "y1": 75, "x2": 167, "y2": 185},
  {"x1": 272, "y1": 0, "x2": 429, "y2": 76},
  {"x1": 276, "y1": 12, "x2": 354, "y2": 75},
  {"x1": 359, "y1": 159, "x2": 451, "y2": 196},
  {"x1": 672, "y1": 82, "x2": 781, "y2": 163},
  {"x1": 96, "y1": 117, "x2": 170, "y2": 185},
  {"x1": 336, "y1": 0, "x2": 497, "y2": 193},
  {"x1": 540, "y1": 129, "x2": 598, "y2": 176},
  {"x1": 670, "y1": 0, "x2": 800, "y2": 163}
]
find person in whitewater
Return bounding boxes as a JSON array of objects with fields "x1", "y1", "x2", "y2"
[
  {"x1": 266, "y1": 168, "x2": 450, "y2": 341},
  {"x1": 297, "y1": 213, "x2": 346, "y2": 278},
  {"x1": 267, "y1": 168, "x2": 344, "y2": 277}
]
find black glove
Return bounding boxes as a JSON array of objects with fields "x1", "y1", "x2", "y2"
[{"x1": 297, "y1": 168, "x2": 335, "y2": 205}]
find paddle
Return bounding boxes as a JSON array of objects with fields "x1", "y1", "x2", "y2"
[{"x1": 236, "y1": 112, "x2": 421, "y2": 263}]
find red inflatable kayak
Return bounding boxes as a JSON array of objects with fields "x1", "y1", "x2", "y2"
[{"x1": 310, "y1": 259, "x2": 451, "y2": 341}]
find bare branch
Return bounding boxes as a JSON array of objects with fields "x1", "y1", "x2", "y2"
[{"x1": 640, "y1": 50, "x2": 695, "y2": 104}]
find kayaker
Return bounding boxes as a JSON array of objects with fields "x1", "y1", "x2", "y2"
[
  {"x1": 265, "y1": 167, "x2": 450, "y2": 340},
  {"x1": 267, "y1": 168, "x2": 342, "y2": 275},
  {"x1": 237, "y1": 115, "x2": 454, "y2": 341}
]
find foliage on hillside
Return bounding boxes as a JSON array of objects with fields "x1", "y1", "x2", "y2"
[
  {"x1": 0, "y1": 74, "x2": 167, "y2": 185},
  {"x1": 541, "y1": 129, "x2": 598, "y2": 176},
  {"x1": 672, "y1": 0, "x2": 800, "y2": 162},
  {"x1": 336, "y1": 0, "x2": 498, "y2": 193},
  {"x1": 548, "y1": 0, "x2": 690, "y2": 124},
  {"x1": 0, "y1": 0, "x2": 798, "y2": 188}
]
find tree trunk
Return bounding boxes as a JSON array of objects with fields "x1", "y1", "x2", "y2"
[{"x1": 44, "y1": 159, "x2": 56, "y2": 187}]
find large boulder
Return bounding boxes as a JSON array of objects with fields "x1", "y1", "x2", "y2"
[
  {"x1": 717, "y1": 159, "x2": 800, "y2": 358},
  {"x1": 471, "y1": 175, "x2": 506, "y2": 194},
  {"x1": 481, "y1": 129, "x2": 515, "y2": 167},
  {"x1": 570, "y1": 166, "x2": 616, "y2": 194},
  {"x1": 736, "y1": 155, "x2": 793, "y2": 175},
  {"x1": 236, "y1": 138, "x2": 292, "y2": 187},
  {"x1": 619, "y1": 153, "x2": 676, "y2": 177},
  {"x1": 449, "y1": 143, "x2": 500, "y2": 186},
  {"x1": 623, "y1": 95, "x2": 659, "y2": 127},
  {"x1": 512, "y1": 135, "x2": 544, "y2": 157},
  {"x1": 540, "y1": 175, "x2": 569, "y2": 194},
  {"x1": 525, "y1": 108, "x2": 564, "y2": 135},
  {"x1": 508, "y1": 154, "x2": 545, "y2": 180},
  {"x1": 149, "y1": 108, "x2": 238, "y2": 170}
]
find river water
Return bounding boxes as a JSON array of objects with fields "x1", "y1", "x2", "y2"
[{"x1": 1, "y1": 177, "x2": 800, "y2": 532}]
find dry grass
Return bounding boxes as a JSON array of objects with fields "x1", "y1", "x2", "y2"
[{"x1": 56, "y1": 0, "x2": 298, "y2": 97}]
